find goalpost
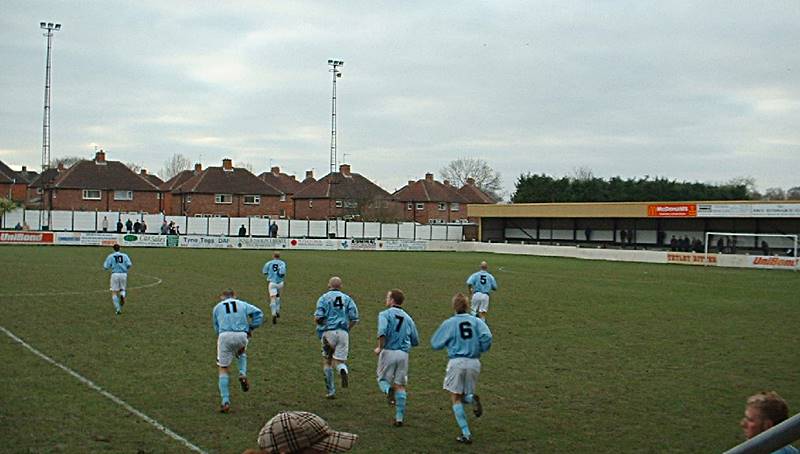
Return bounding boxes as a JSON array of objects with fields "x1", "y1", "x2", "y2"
[{"x1": 704, "y1": 232, "x2": 799, "y2": 270}]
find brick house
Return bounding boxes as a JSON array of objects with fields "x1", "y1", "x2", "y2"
[
  {"x1": 45, "y1": 151, "x2": 161, "y2": 212},
  {"x1": 259, "y1": 166, "x2": 304, "y2": 219},
  {"x1": 0, "y1": 160, "x2": 35, "y2": 203},
  {"x1": 138, "y1": 169, "x2": 163, "y2": 188},
  {"x1": 458, "y1": 177, "x2": 497, "y2": 222},
  {"x1": 26, "y1": 166, "x2": 62, "y2": 208},
  {"x1": 292, "y1": 164, "x2": 398, "y2": 220},
  {"x1": 159, "y1": 163, "x2": 204, "y2": 215},
  {"x1": 167, "y1": 158, "x2": 282, "y2": 217},
  {"x1": 392, "y1": 173, "x2": 469, "y2": 224}
]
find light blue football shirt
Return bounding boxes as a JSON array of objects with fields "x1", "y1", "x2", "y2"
[
  {"x1": 377, "y1": 306, "x2": 420, "y2": 353},
  {"x1": 466, "y1": 271, "x2": 497, "y2": 294},
  {"x1": 431, "y1": 313, "x2": 492, "y2": 359},
  {"x1": 212, "y1": 298, "x2": 264, "y2": 335},
  {"x1": 314, "y1": 290, "x2": 359, "y2": 338},
  {"x1": 103, "y1": 252, "x2": 132, "y2": 274},
  {"x1": 262, "y1": 259, "x2": 287, "y2": 284}
]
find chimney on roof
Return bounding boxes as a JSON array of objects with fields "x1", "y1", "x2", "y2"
[
  {"x1": 140, "y1": 169, "x2": 147, "y2": 175},
  {"x1": 305, "y1": 170, "x2": 314, "y2": 180},
  {"x1": 466, "y1": 177, "x2": 475, "y2": 185},
  {"x1": 57, "y1": 162, "x2": 65, "y2": 171},
  {"x1": 339, "y1": 164, "x2": 351, "y2": 176},
  {"x1": 290, "y1": 175, "x2": 297, "y2": 181},
  {"x1": 271, "y1": 166, "x2": 280, "y2": 175},
  {"x1": 222, "y1": 158, "x2": 233, "y2": 171},
  {"x1": 95, "y1": 150, "x2": 106, "y2": 162},
  {"x1": 408, "y1": 180, "x2": 414, "y2": 186},
  {"x1": 425, "y1": 173, "x2": 434, "y2": 182},
  {"x1": 21, "y1": 166, "x2": 27, "y2": 172},
  {"x1": 194, "y1": 163, "x2": 202, "y2": 172},
  {"x1": 443, "y1": 180, "x2": 450, "y2": 186}
]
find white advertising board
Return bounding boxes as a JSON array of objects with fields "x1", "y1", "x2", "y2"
[
  {"x1": 697, "y1": 203, "x2": 800, "y2": 218},
  {"x1": 287, "y1": 238, "x2": 340, "y2": 250}
]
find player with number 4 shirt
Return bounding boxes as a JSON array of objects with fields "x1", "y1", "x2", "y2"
[
  {"x1": 314, "y1": 277, "x2": 359, "y2": 399},
  {"x1": 431, "y1": 293, "x2": 493, "y2": 444}
]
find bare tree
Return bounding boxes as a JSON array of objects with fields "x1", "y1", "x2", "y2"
[
  {"x1": 725, "y1": 176, "x2": 761, "y2": 199},
  {"x1": 763, "y1": 187, "x2": 786, "y2": 200},
  {"x1": 787, "y1": 187, "x2": 800, "y2": 200},
  {"x1": 571, "y1": 166, "x2": 594, "y2": 182},
  {"x1": 125, "y1": 162, "x2": 143, "y2": 173},
  {"x1": 239, "y1": 161, "x2": 256, "y2": 173},
  {"x1": 53, "y1": 156, "x2": 84, "y2": 167},
  {"x1": 440, "y1": 157, "x2": 503, "y2": 201},
  {"x1": 160, "y1": 153, "x2": 192, "y2": 180}
]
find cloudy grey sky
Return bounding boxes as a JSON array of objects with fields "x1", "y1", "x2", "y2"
[{"x1": 1, "y1": 1, "x2": 798, "y2": 197}]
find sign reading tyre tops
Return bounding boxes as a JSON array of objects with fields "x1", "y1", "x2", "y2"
[
  {"x1": 0, "y1": 231, "x2": 54, "y2": 244},
  {"x1": 647, "y1": 204, "x2": 697, "y2": 217}
]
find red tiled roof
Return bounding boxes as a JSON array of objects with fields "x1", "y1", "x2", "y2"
[
  {"x1": 141, "y1": 173, "x2": 163, "y2": 187},
  {"x1": 52, "y1": 158, "x2": 159, "y2": 191},
  {"x1": 392, "y1": 175, "x2": 468, "y2": 203},
  {"x1": 259, "y1": 168, "x2": 303, "y2": 194},
  {"x1": 458, "y1": 182, "x2": 496, "y2": 204},
  {"x1": 0, "y1": 161, "x2": 16, "y2": 183},
  {"x1": 160, "y1": 169, "x2": 198, "y2": 191},
  {"x1": 28, "y1": 168, "x2": 61, "y2": 188},
  {"x1": 174, "y1": 166, "x2": 282, "y2": 195},
  {"x1": 293, "y1": 170, "x2": 390, "y2": 200}
]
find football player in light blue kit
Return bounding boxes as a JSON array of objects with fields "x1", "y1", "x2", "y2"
[
  {"x1": 314, "y1": 276, "x2": 359, "y2": 399},
  {"x1": 212, "y1": 288, "x2": 264, "y2": 413},
  {"x1": 102, "y1": 244, "x2": 132, "y2": 315},
  {"x1": 466, "y1": 261, "x2": 498, "y2": 321},
  {"x1": 374, "y1": 288, "x2": 419, "y2": 427},
  {"x1": 262, "y1": 251, "x2": 287, "y2": 325},
  {"x1": 431, "y1": 293, "x2": 493, "y2": 444}
]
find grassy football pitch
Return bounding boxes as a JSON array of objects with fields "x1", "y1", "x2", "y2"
[{"x1": 0, "y1": 245, "x2": 798, "y2": 453}]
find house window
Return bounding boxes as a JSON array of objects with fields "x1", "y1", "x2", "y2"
[
  {"x1": 407, "y1": 202, "x2": 413, "y2": 211},
  {"x1": 416, "y1": 203, "x2": 425, "y2": 210},
  {"x1": 215, "y1": 194, "x2": 233, "y2": 204},
  {"x1": 438, "y1": 202, "x2": 446, "y2": 211},
  {"x1": 344, "y1": 200, "x2": 357, "y2": 208},
  {"x1": 335, "y1": 200, "x2": 343, "y2": 208},
  {"x1": 244, "y1": 195, "x2": 260, "y2": 205},
  {"x1": 451, "y1": 203, "x2": 460, "y2": 211},
  {"x1": 186, "y1": 195, "x2": 192, "y2": 203},
  {"x1": 114, "y1": 190, "x2": 133, "y2": 201},
  {"x1": 280, "y1": 194, "x2": 287, "y2": 202},
  {"x1": 82, "y1": 189, "x2": 101, "y2": 200},
  {"x1": 309, "y1": 200, "x2": 313, "y2": 208}
]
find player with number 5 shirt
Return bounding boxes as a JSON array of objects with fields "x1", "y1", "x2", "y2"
[
  {"x1": 466, "y1": 261, "x2": 498, "y2": 321},
  {"x1": 431, "y1": 293, "x2": 493, "y2": 444}
]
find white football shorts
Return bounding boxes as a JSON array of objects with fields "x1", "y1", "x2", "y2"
[
  {"x1": 268, "y1": 281, "x2": 284, "y2": 298},
  {"x1": 471, "y1": 292, "x2": 490, "y2": 314},
  {"x1": 321, "y1": 329, "x2": 349, "y2": 361},
  {"x1": 110, "y1": 273, "x2": 128, "y2": 292},
  {"x1": 443, "y1": 357, "x2": 481, "y2": 396},
  {"x1": 217, "y1": 331, "x2": 249, "y2": 368},
  {"x1": 377, "y1": 349, "x2": 409, "y2": 386}
]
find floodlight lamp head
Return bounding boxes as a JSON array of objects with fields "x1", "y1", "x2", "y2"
[
  {"x1": 40, "y1": 22, "x2": 46, "y2": 28},
  {"x1": 328, "y1": 59, "x2": 333, "y2": 64},
  {"x1": 47, "y1": 22, "x2": 53, "y2": 28},
  {"x1": 55, "y1": 24, "x2": 61, "y2": 30}
]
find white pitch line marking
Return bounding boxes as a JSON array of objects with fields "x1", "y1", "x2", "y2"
[
  {"x1": 0, "y1": 273, "x2": 163, "y2": 297},
  {"x1": 0, "y1": 325, "x2": 206, "y2": 454}
]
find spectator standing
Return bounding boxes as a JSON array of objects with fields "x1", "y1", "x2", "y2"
[
  {"x1": 140, "y1": 220, "x2": 147, "y2": 233},
  {"x1": 239, "y1": 224, "x2": 247, "y2": 237},
  {"x1": 269, "y1": 221, "x2": 279, "y2": 238},
  {"x1": 125, "y1": 218, "x2": 133, "y2": 233},
  {"x1": 620, "y1": 229, "x2": 627, "y2": 247},
  {"x1": 716, "y1": 237, "x2": 724, "y2": 254},
  {"x1": 670, "y1": 235, "x2": 678, "y2": 252},
  {"x1": 133, "y1": 220, "x2": 141, "y2": 233},
  {"x1": 116, "y1": 219, "x2": 124, "y2": 233},
  {"x1": 160, "y1": 220, "x2": 169, "y2": 235},
  {"x1": 102, "y1": 216, "x2": 109, "y2": 232},
  {"x1": 761, "y1": 240, "x2": 770, "y2": 256}
]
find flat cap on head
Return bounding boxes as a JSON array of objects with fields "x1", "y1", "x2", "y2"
[{"x1": 256, "y1": 411, "x2": 357, "y2": 453}]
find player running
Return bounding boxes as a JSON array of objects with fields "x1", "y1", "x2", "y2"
[
  {"x1": 314, "y1": 277, "x2": 359, "y2": 399},
  {"x1": 102, "y1": 244, "x2": 132, "y2": 315},
  {"x1": 466, "y1": 261, "x2": 498, "y2": 321},
  {"x1": 212, "y1": 288, "x2": 264, "y2": 413},
  {"x1": 374, "y1": 289, "x2": 419, "y2": 426},
  {"x1": 262, "y1": 251, "x2": 287, "y2": 325},
  {"x1": 431, "y1": 293, "x2": 493, "y2": 444}
]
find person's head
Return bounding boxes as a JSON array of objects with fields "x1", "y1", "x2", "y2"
[
  {"x1": 328, "y1": 277, "x2": 342, "y2": 290},
  {"x1": 385, "y1": 289, "x2": 404, "y2": 307},
  {"x1": 741, "y1": 391, "x2": 790, "y2": 439},
  {"x1": 113, "y1": 244, "x2": 120, "y2": 252},
  {"x1": 452, "y1": 293, "x2": 469, "y2": 314},
  {"x1": 247, "y1": 411, "x2": 357, "y2": 454},
  {"x1": 273, "y1": 251, "x2": 281, "y2": 259},
  {"x1": 480, "y1": 261, "x2": 488, "y2": 271},
  {"x1": 221, "y1": 288, "x2": 235, "y2": 300}
]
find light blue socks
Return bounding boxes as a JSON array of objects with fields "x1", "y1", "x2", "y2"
[
  {"x1": 270, "y1": 301, "x2": 277, "y2": 317},
  {"x1": 218, "y1": 374, "x2": 230, "y2": 404},
  {"x1": 452, "y1": 403, "x2": 470, "y2": 437},
  {"x1": 112, "y1": 295, "x2": 121, "y2": 313},
  {"x1": 378, "y1": 379, "x2": 391, "y2": 394},
  {"x1": 395, "y1": 390, "x2": 407, "y2": 422},
  {"x1": 238, "y1": 353, "x2": 247, "y2": 377},
  {"x1": 463, "y1": 394, "x2": 474, "y2": 404},
  {"x1": 324, "y1": 367, "x2": 335, "y2": 396}
]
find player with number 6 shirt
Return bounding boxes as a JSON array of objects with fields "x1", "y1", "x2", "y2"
[{"x1": 431, "y1": 293, "x2": 493, "y2": 444}]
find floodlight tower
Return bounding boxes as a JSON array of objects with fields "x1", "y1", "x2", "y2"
[
  {"x1": 40, "y1": 21, "x2": 61, "y2": 172},
  {"x1": 328, "y1": 59, "x2": 344, "y2": 174}
]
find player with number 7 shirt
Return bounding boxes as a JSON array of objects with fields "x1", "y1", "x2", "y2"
[{"x1": 431, "y1": 293, "x2": 493, "y2": 444}]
